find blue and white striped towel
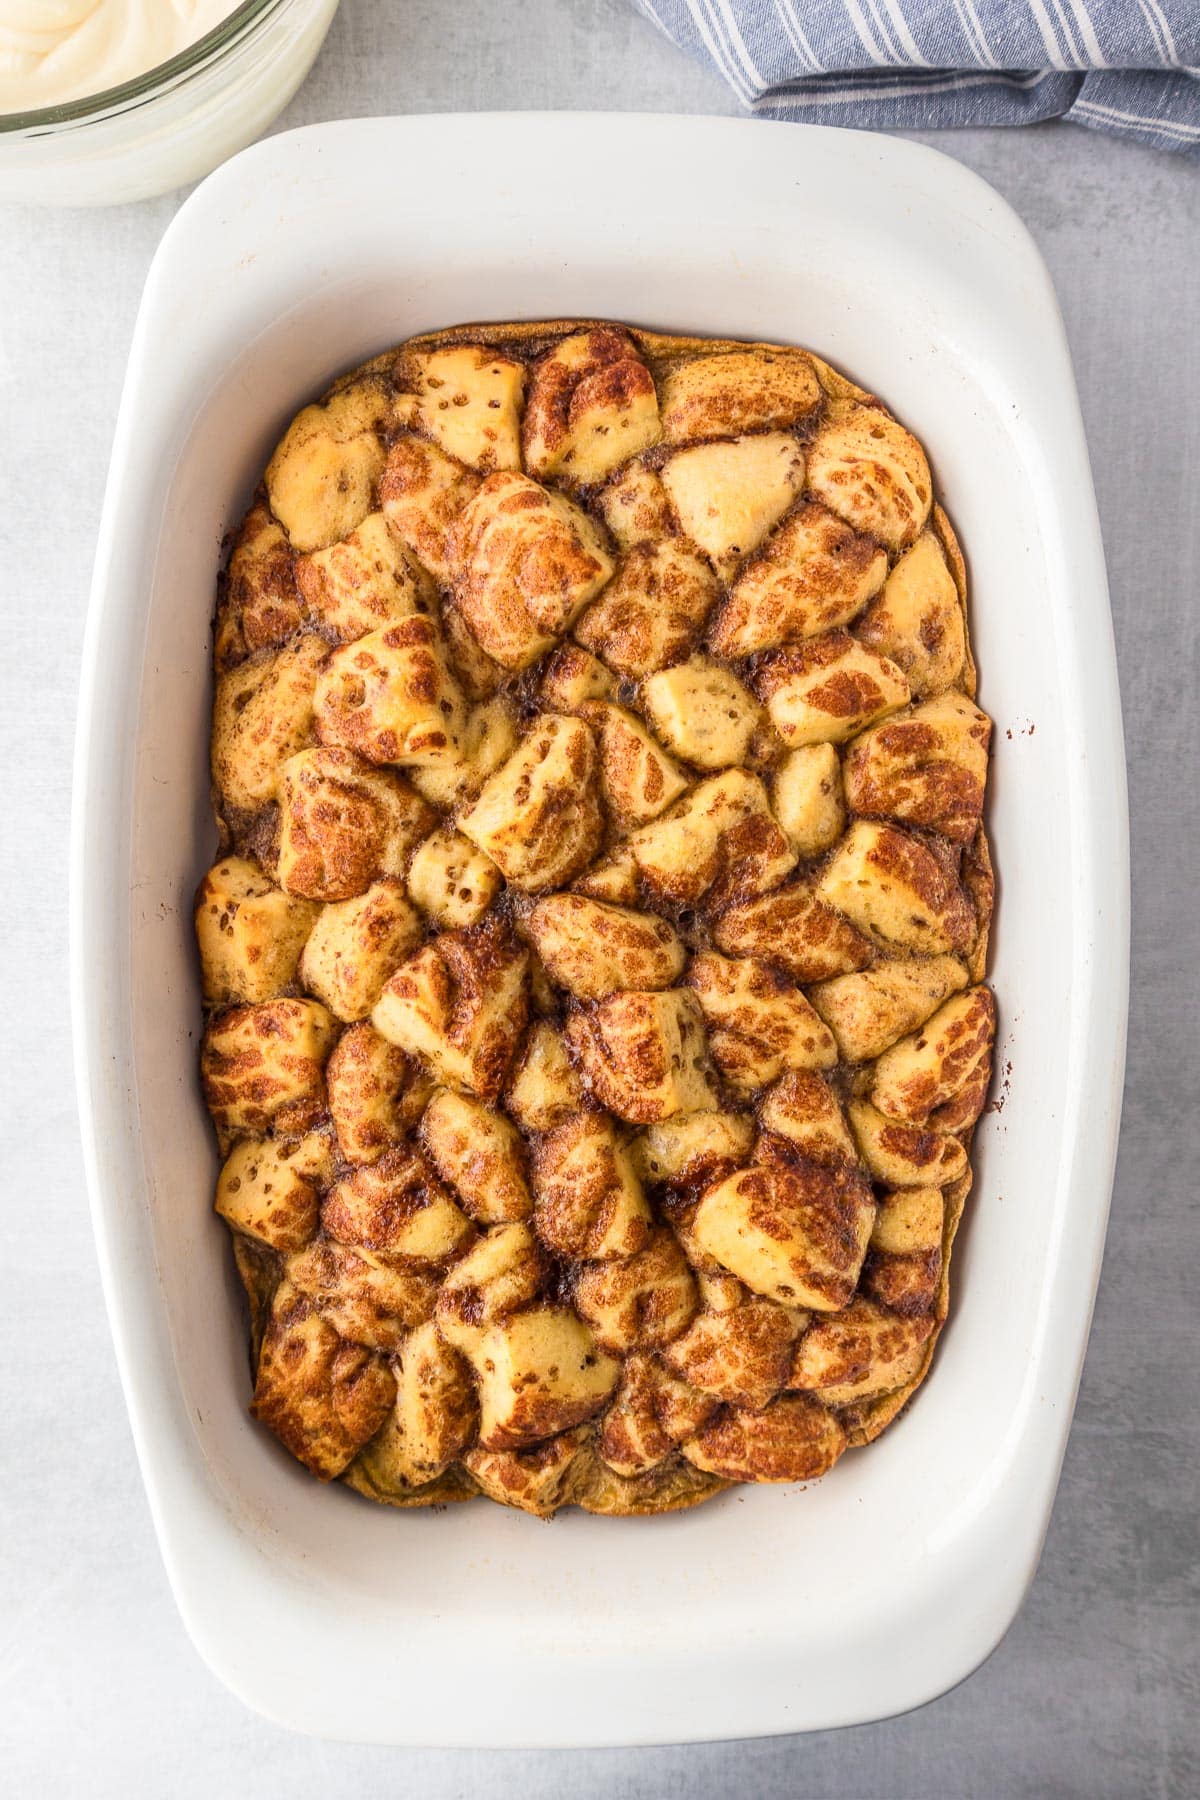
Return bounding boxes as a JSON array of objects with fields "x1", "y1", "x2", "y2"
[{"x1": 634, "y1": 1, "x2": 1200, "y2": 153}]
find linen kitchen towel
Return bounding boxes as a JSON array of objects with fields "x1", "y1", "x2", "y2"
[{"x1": 634, "y1": 1, "x2": 1200, "y2": 153}]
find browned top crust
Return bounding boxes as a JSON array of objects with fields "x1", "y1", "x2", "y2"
[{"x1": 199, "y1": 318, "x2": 995, "y2": 1517}]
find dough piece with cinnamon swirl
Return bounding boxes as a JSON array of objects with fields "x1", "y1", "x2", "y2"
[{"x1": 199, "y1": 319, "x2": 995, "y2": 1515}]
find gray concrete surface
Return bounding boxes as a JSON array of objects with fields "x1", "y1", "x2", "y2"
[{"x1": 1, "y1": 1, "x2": 1197, "y2": 1793}]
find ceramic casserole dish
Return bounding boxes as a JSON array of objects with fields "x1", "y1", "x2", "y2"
[{"x1": 71, "y1": 113, "x2": 1128, "y2": 1745}]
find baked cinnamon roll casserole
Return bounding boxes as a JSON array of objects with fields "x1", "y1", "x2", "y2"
[{"x1": 196, "y1": 322, "x2": 996, "y2": 1517}]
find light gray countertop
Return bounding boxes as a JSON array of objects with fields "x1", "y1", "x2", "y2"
[{"x1": 1, "y1": 2, "x2": 1197, "y2": 1794}]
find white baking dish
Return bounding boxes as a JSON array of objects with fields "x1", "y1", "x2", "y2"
[{"x1": 71, "y1": 114, "x2": 1128, "y2": 1746}]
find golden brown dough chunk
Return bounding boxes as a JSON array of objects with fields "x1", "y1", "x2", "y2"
[
  {"x1": 641, "y1": 1361, "x2": 725, "y2": 1448},
  {"x1": 195, "y1": 856, "x2": 318, "y2": 1005},
  {"x1": 419, "y1": 1090, "x2": 532, "y2": 1224},
  {"x1": 707, "y1": 502, "x2": 887, "y2": 657},
  {"x1": 379, "y1": 435, "x2": 481, "y2": 583},
  {"x1": 929, "y1": 1040, "x2": 994, "y2": 1135},
  {"x1": 458, "y1": 714, "x2": 602, "y2": 892},
  {"x1": 871, "y1": 986, "x2": 996, "y2": 1123},
  {"x1": 322, "y1": 1145, "x2": 473, "y2": 1262},
  {"x1": 757, "y1": 1070, "x2": 859, "y2": 1171},
  {"x1": 574, "y1": 540, "x2": 719, "y2": 678},
  {"x1": 662, "y1": 432, "x2": 806, "y2": 577},
  {"x1": 755, "y1": 630, "x2": 910, "y2": 748},
  {"x1": 434, "y1": 1222, "x2": 550, "y2": 1356},
  {"x1": 567, "y1": 988, "x2": 718, "y2": 1124},
  {"x1": 658, "y1": 350, "x2": 821, "y2": 443},
  {"x1": 572, "y1": 845, "x2": 641, "y2": 905},
  {"x1": 662, "y1": 1296, "x2": 799, "y2": 1408},
  {"x1": 527, "y1": 894, "x2": 685, "y2": 999},
  {"x1": 326, "y1": 1023, "x2": 433, "y2": 1165},
  {"x1": 844, "y1": 692, "x2": 991, "y2": 842},
  {"x1": 298, "y1": 879, "x2": 424, "y2": 1021},
  {"x1": 682, "y1": 1393, "x2": 846, "y2": 1483},
  {"x1": 713, "y1": 882, "x2": 874, "y2": 984},
  {"x1": 215, "y1": 1131, "x2": 332, "y2": 1253},
  {"x1": 286, "y1": 1239, "x2": 440, "y2": 1351},
  {"x1": 846, "y1": 1096, "x2": 968, "y2": 1188},
  {"x1": 265, "y1": 378, "x2": 391, "y2": 554},
  {"x1": 464, "y1": 1430, "x2": 588, "y2": 1516},
  {"x1": 502, "y1": 1021, "x2": 584, "y2": 1133},
  {"x1": 530, "y1": 1112, "x2": 652, "y2": 1261},
  {"x1": 372, "y1": 917, "x2": 529, "y2": 1102},
  {"x1": 538, "y1": 642, "x2": 617, "y2": 712},
  {"x1": 788, "y1": 1298, "x2": 935, "y2": 1405},
  {"x1": 806, "y1": 405, "x2": 932, "y2": 550},
  {"x1": 808, "y1": 955, "x2": 968, "y2": 1064},
  {"x1": 598, "y1": 460, "x2": 677, "y2": 548},
  {"x1": 406, "y1": 829, "x2": 502, "y2": 930},
  {"x1": 633, "y1": 1111, "x2": 755, "y2": 1188},
  {"x1": 251, "y1": 1285, "x2": 397, "y2": 1478},
  {"x1": 599, "y1": 1353, "x2": 717, "y2": 1475},
  {"x1": 691, "y1": 1146, "x2": 875, "y2": 1310},
  {"x1": 364, "y1": 1320, "x2": 478, "y2": 1485},
  {"x1": 276, "y1": 748, "x2": 434, "y2": 902},
  {"x1": 440, "y1": 603, "x2": 507, "y2": 704},
  {"x1": 624, "y1": 768, "x2": 796, "y2": 911},
  {"x1": 573, "y1": 1227, "x2": 699, "y2": 1353},
  {"x1": 211, "y1": 636, "x2": 327, "y2": 815},
  {"x1": 225, "y1": 501, "x2": 302, "y2": 656},
  {"x1": 577, "y1": 700, "x2": 690, "y2": 832},
  {"x1": 686, "y1": 952, "x2": 837, "y2": 1093},
  {"x1": 855, "y1": 529, "x2": 966, "y2": 697},
  {"x1": 523, "y1": 327, "x2": 662, "y2": 485},
  {"x1": 771, "y1": 744, "x2": 847, "y2": 858},
  {"x1": 296, "y1": 510, "x2": 432, "y2": 643},
  {"x1": 817, "y1": 820, "x2": 976, "y2": 957},
  {"x1": 406, "y1": 693, "x2": 519, "y2": 813},
  {"x1": 314, "y1": 618, "x2": 466, "y2": 769},
  {"x1": 395, "y1": 344, "x2": 525, "y2": 473},
  {"x1": 640, "y1": 656, "x2": 763, "y2": 772},
  {"x1": 448, "y1": 471, "x2": 613, "y2": 670},
  {"x1": 201, "y1": 997, "x2": 336, "y2": 1144},
  {"x1": 863, "y1": 1187, "x2": 944, "y2": 1316},
  {"x1": 467, "y1": 1306, "x2": 620, "y2": 1450}
]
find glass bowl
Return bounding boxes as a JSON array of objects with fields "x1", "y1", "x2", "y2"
[{"x1": 0, "y1": 0, "x2": 339, "y2": 205}]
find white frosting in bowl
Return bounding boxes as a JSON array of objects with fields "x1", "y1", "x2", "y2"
[{"x1": 0, "y1": 0, "x2": 240, "y2": 112}]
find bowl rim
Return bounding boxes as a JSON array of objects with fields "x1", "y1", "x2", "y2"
[
  {"x1": 0, "y1": 0, "x2": 282, "y2": 133},
  {"x1": 70, "y1": 111, "x2": 1130, "y2": 1745}
]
